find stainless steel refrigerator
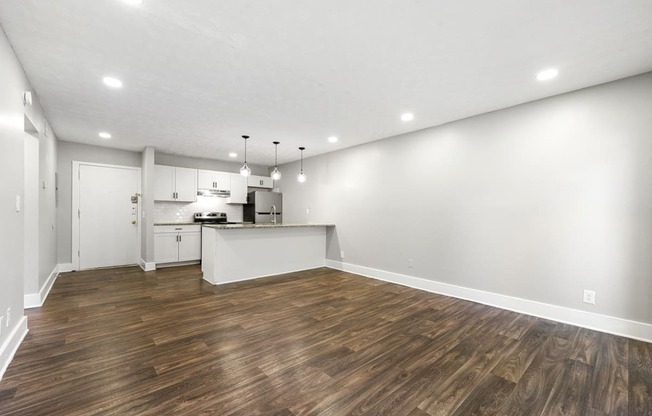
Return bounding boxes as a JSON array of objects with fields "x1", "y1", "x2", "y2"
[{"x1": 243, "y1": 191, "x2": 283, "y2": 224}]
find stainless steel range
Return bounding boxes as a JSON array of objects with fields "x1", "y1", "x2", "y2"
[{"x1": 194, "y1": 212, "x2": 237, "y2": 224}]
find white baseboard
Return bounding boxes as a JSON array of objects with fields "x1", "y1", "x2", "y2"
[
  {"x1": 58, "y1": 263, "x2": 74, "y2": 273},
  {"x1": 139, "y1": 259, "x2": 156, "y2": 272},
  {"x1": 24, "y1": 264, "x2": 60, "y2": 309},
  {"x1": 325, "y1": 260, "x2": 652, "y2": 343},
  {"x1": 0, "y1": 316, "x2": 28, "y2": 381}
]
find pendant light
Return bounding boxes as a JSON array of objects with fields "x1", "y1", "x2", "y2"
[
  {"x1": 239, "y1": 135, "x2": 251, "y2": 177},
  {"x1": 271, "y1": 141, "x2": 281, "y2": 180},
  {"x1": 297, "y1": 146, "x2": 307, "y2": 183}
]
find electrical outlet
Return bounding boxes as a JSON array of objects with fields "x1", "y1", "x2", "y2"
[
  {"x1": 583, "y1": 290, "x2": 596, "y2": 305},
  {"x1": 306, "y1": 207, "x2": 310, "y2": 215},
  {"x1": 6, "y1": 308, "x2": 10, "y2": 327},
  {"x1": 408, "y1": 258, "x2": 414, "y2": 269},
  {"x1": 340, "y1": 251, "x2": 344, "y2": 259}
]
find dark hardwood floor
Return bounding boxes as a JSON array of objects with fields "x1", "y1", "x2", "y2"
[{"x1": 0, "y1": 265, "x2": 650, "y2": 415}]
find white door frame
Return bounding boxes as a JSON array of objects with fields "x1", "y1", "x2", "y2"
[{"x1": 72, "y1": 161, "x2": 142, "y2": 270}]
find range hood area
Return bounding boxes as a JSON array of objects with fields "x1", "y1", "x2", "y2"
[{"x1": 198, "y1": 189, "x2": 230, "y2": 198}]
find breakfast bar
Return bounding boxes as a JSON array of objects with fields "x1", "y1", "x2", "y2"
[{"x1": 201, "y1": 223, "x2": 335, "y2": 285}]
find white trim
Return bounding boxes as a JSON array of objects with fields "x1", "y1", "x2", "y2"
[
  {"x1": 202, "y1": 265, "x2": 325, "y2": 286},
  {"x1": 24, "y1": 264, "x2": 60, "y2": 309},
  {"x1": 139, "y1": 259, "x2": 156, "y2": 272},
  {"x1": 72, "y1": 161, "x2": 142, "y2": 270},
  {"x1": 0, "y1": 316, "x2": 28, "y2": 381},
  {"x1": 325, "y1": 260, "x2": 652, "y2": 343},
  {"x1": 59, "y1": 263, "x2": 74, "y2": 273}
]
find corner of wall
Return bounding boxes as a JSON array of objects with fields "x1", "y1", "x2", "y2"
[{"x1": 0, "y1": 316, "x2": 28, "y2": 381}]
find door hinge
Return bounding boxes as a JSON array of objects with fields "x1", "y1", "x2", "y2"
[
  {"x1": 77, "y1": 250, "x2": 80, "y2": 257},
  {"x1": 78, "y1": 209, "x2": 80, "y2": 218}
]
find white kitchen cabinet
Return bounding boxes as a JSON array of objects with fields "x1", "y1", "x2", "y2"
[
  {"x1": 155, "y1": 225, "x2": 201, "y2": 264},
  {"x1": 248, "y1": 175, "x2": 273, "y2": 189},
  {"x1": 228, "y1": 173, "x2": 248, "y2": 204},
  {"x1": 154, "y1": 165, "x2": 197, "y2": 202},
  {"x1": 178, "y1": 231, "x2": 201, "y2": 261},
  {"x1": 154, "y1": 233, "x2": 180, "y2": 264},
  {"x1": 198, "y1": 169, "x2": 231, "y2": 191}
]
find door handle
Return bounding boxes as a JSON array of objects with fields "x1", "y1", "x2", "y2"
[{"x1": 131, "y1": 220, "x2": 137, "y2": 225}]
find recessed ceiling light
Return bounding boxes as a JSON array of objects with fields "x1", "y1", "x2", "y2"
[
  {"x1": 536, "y1": 68, "x2": 558, "y2": 81},
  {"x1": 120, "y1": 0, "x2": 143, "y2": 5},
  {"x1": 102, "y1": 76, "x2": 123, "y2": 88},
  {"x1": 328, "y1": 136, "x2": 338, "y2": 143},
  {"x1": 229, "y1": 152, "x2": 238, "y2": 158},
  {"x1": 401, "y1": 113, "x2": 414, "y2": 122},
  {"x1": 99, "y1": 132, "x2": 112, "y2": 139}
]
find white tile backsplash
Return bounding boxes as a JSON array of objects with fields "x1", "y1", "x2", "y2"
[{"x1": 154, "y1": 196, "x2": 243, "y2": 223}]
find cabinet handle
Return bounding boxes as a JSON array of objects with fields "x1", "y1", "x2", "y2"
[{"x1": 179, "y1": 235, "x2": 182, "y2": 242}]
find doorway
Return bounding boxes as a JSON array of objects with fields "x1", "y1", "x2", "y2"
[{"x1": 72, "y1": 162, "x2": 141, "y2": 270}]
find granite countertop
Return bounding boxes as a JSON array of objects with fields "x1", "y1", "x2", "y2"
[
  {"x1": 154, "y1": 222, "x2": 198, "y2": 226},
  {"x1": 202, "y1": 223, "x2": 335, "y2": 230}
]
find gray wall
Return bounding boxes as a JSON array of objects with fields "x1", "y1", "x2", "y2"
[
  {"x1": 21, "y1": 85, "x2": 58, "y2": 298},
  {"x1": 0, "y1": 26, "x2": 29, "y2": 351},
  {"x1": 155, "y1": 152, "x2": 268, "y2": 175},
  {"x1": 279, "y1": 72, "x2": 652, "y2": 325},
  {"x1": 141, "y1": 147, "x2": 155, "y2": 264},
  {"x1": 57, "y1": 141, "x2": 141, "y2": 264},
  {"x1": 37, "y1": 111, "x2": 58, "y2": 290}
]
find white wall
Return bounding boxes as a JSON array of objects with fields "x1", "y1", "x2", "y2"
[
  {"x1": 279, "y1": 73, "x2": 652, "y2": 327},
  {"x1": 57, "y1": 141, "x2": 142, "y2": 264}
]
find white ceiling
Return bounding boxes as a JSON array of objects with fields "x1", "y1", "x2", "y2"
[{"x1": 1, "y1": 0, "x2": 651, "y2": 166}]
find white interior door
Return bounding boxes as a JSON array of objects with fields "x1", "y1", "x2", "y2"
[{"x1": 77, "y1": 163, "x2": 140, "y2": 269}]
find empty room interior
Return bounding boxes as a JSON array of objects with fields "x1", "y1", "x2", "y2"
[{"x1": 1, "y1": 1, "x2": 652, "y2": 415}]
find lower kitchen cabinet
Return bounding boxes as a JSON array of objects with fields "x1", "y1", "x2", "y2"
[{"x1": 155, "y1": 225, "x2": 201, "y2": 264}]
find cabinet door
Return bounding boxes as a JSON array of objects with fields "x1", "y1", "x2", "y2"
[
  {"x1": 155, "y1": 233, "x2": 179, "y2": 263},
  {"x1": 178, "y1": 231, "x2": 201, "y2": 261},
  {"x1": 248, "y1": 175, "x2": 273, "y2": 188},
  {"x1": 214, "y1": 171, "x2": 231, "y2": 191},
  {"x1": 248, "y1": 175, "x2": 262, "y2": 187},
  {"x1": 154, "y1": 165, "x2": 176, "y2": 201},
  {"x1": 197, "y1": 169, "x2": 216, "y2": 190},
  {"x1": 174, "y1": 167, "x2": 197, "y2": 202},
  {"x1": 228, "y1": 173, "x2": 247, "y2": 204},
  {"x1": 260, "y1": 176, "x2": 273, "y2": 188}
]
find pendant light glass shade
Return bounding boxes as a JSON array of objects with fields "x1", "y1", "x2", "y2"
[
  {"x1": 240, "y1": 163, "x2": 251, "y2": 177},
  {"x1": 271, "y1": 141, "x2": 281, "y2": 180},
  {"x1": 240, "y1": 135, "x2": 251, "y2": 177},
  {"x1": 297, "y1": 146, "x2": 306, "y2": 183}
]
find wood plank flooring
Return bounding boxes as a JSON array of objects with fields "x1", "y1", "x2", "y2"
[{"x1": 0, "y1": 265, "x2": 650, "y2": 415}]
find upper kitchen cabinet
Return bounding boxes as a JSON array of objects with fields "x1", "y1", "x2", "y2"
[
  {"x1": 248, "y1": 175, "x2": 273, "y2": 189},
  {"x1": 154, "y1": 165, "x2": 197, "y2": 202},
  {"x1": 228, "y1": 173, "x2": 247, "y2": 204},
  {"x1": 198, "y1": 169, "x2": 231, "y2": 191}
]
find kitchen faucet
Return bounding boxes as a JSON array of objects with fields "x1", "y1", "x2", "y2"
[{"x1": 270, "y1": 205, "x2": 277, "y2": 224}]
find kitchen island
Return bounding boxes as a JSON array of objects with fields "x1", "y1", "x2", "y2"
[{"x1": 201, "y1": 223, "x2": 335, "y2": 285}]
